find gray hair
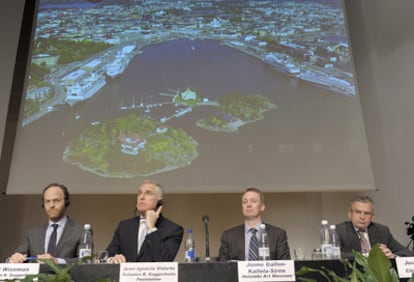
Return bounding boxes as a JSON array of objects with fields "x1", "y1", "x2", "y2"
[
  {"x1": 141, "y1": 179, "x2": 164, "y2": 198},
  {"x1": 349, "y1": 194, "x2": 374, "y2": 210}
]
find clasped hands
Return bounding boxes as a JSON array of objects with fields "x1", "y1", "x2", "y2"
[
  {"x1": 8, "y1": 252, "x2": 57, "y2": 264},
  {"x1": 378, "y1": 244, "x2": 395, "y2": 259}
]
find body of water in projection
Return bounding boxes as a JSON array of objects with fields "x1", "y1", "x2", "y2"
[{"x1": 10, "y1": 39, "x2": 373, "y2": 193}]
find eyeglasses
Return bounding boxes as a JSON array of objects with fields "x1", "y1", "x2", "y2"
[{"x1": 350, "y1": 209, "x2": 373, "y2": 217}]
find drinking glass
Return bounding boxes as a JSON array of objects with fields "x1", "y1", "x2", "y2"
[
  {"x1": 95, "y1": 250, "x2": 109, "y2": 264},
  {"x1": 294, "y1": 247, "x2": 307, "y2": 260}
]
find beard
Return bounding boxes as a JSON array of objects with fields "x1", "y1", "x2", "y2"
[{"x1": 46, "y1": 208, "x2": 65, "y2": 221}]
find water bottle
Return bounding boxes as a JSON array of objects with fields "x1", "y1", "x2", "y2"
[
  {"x1": 330, "y1": 225, "x2": 341, "y2": 259},
  {"x1": 184, "y1": 228, "x2": 195, "y2": 262},
  {"x1": 78, "y1": 224, "x2": 93, "y2": 263},
  {"x1": 320, "y1": 220, "x2": 332, "y2": 259},
  {"x1": 258, "y1": 224, "x2": 270, "y2": 260}
]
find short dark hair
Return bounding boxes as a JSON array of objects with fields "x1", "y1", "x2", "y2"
[
  {"x1": 243, "y1": 187, "x2": 265, "y2": 203},
  {"x1": 41, "y1": 182, "x2": 70, "y2": 207}
]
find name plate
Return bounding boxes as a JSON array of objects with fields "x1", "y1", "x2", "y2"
[
  {"x1": 238, "y1": 260, "x2": 295, "y2": 282},
  {"x1": 396, "y1": 257, "x2": 414, "y2": 278},
  {"x1": 0, "y1": 263, "x2": 39, "y2": 280},
  {"x1": 119, "y1": 262, "x2": 178, "y2": 282}
]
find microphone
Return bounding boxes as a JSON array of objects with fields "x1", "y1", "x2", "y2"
[
  {"x1": 202, "y1": 215, "x2": 209, "y2": 224},
  {"x1": 202, "y1": 215, "x2": 210, "y2": 261}
]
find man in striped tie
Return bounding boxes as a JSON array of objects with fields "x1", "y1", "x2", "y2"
[
  {"x1": 335, "y1": 194, "x2": 414, "y2": 259},
  {"x1": 218, "y1": 187, "x2": 291, "y2": 261}
]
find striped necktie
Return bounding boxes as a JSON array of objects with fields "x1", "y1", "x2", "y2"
[
  {"x1": 248, "y1": 228, "x2": 259, "y2": 260},
  {"x1": 357, "y1": 229, "x2": 370, "y2": 254}
]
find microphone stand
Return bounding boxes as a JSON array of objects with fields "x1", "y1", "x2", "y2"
[
  {"x1": 202, "y1": 215, "x2": 210, "y2": 262},
  {"x1": 406, "y1": 237, "x2": 414, "y2": 251}
]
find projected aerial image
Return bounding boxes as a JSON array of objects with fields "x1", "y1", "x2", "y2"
[{"x1": 10, "y1": 0, "x2": 374, "y2": 193}]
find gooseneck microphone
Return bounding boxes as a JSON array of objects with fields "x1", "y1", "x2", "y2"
[{"x1": 202, "y1": 215, "x2": 210, "y2": 261}]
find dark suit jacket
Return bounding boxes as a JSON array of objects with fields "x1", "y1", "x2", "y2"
[
  {"x1": 14, "y1": 217, "x2": 84, "y2": 263},
  {"x1": 106, "y1": 214, "x2": 183, "y2": 262},
  {"x1": 218, "y1": 223, "x2": 291, "y2": 261},
  {"x1": 336, "y1": 221, "x2": 414, "y2": 259}
]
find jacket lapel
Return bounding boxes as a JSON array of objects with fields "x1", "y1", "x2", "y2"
[
  {"x1": 56, "y1": 219, "x2": 72, "y2": 254},
  {"x1": 37, "y1": 223, "x2": 49, "y2": 253},
  {"x1": 348, "y1": 222, "x2": 362, "y2": 252},
  {"x1": 237, "y1": 225, "x2": 246, "y2": 260}
]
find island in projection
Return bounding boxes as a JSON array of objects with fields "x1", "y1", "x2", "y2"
[{"x1": 63, "y1": 88, "x2": 276, "y2": 178}]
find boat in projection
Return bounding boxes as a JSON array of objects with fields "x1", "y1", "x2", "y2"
[{"x1": 65, "y1": 72, "x2": 106, "y2": 106}]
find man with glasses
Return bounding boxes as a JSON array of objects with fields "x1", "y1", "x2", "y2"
[
  {"x1": 7, "y1": 183, "x2": 84, "y2": 263},
  {"x1": 336, "y1": 194, "x2": 413, "y2": 259}
]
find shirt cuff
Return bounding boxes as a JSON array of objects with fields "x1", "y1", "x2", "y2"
[
  {"x1": 147, "y1": 227, "x2": 158, "y2": 234},
  {"x1": 56, "y1": 258, "x2": 66, "y2": 264}
]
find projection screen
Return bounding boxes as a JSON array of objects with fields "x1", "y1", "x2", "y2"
[{"x1": 5, "y1": 0, "x2": 375, "y2": 194}]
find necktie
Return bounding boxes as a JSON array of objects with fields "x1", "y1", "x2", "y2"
[
  {"x1": 357, "y1": 230, "x2": 370, "y2": 254},
  {"x1": 137, "y1": 218, "x2": 147, "y2": 254},
  {"x1": 47, "y1": 224, "x2": 59, "y2": 256},
  {"x1": 248, "y1": 228, "x2": 259, "y2": 261}
]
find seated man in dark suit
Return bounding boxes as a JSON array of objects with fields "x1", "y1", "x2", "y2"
[
  {"x1": 336, "y1": 194, "x2": 413, "y2": 259},
  {"x1": 218, "y1": 187, "x2": 291, "y2": 261},
  {"x1": 7, "y1": 183, "x2": 84, "y2": 264},
  {"x1": 106, "y1": 180, "x2": 183, "y2": 263}
]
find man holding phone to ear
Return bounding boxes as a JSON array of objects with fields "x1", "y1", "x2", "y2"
[{"x1": 106, "y1": 180, "x2": 183, "y2": 262}]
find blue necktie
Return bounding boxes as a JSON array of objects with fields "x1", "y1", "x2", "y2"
[{"x1": 248, "y1": 228, "x2": 259, "y2": 260}]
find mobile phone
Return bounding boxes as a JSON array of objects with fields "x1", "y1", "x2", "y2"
[{"x1": 156, "y1": 199, "x2": 164, "y2": 209}]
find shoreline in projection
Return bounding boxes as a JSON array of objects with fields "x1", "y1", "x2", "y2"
[
  {"x1": 23, "y1": 0, "x2": 356, "y2": 127},
  {"x1": 7, "y1": 0, "x2": 376, "y2": 194},
  {"x1": 62, "y1": 113, "x2": 199, "y2": 178},
  {"x1": 62, "y1": 93, "x2": 274, "y2": 178},
  {"x1": 196, "y1": 94, "x2": 277, "y2": 133}
]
